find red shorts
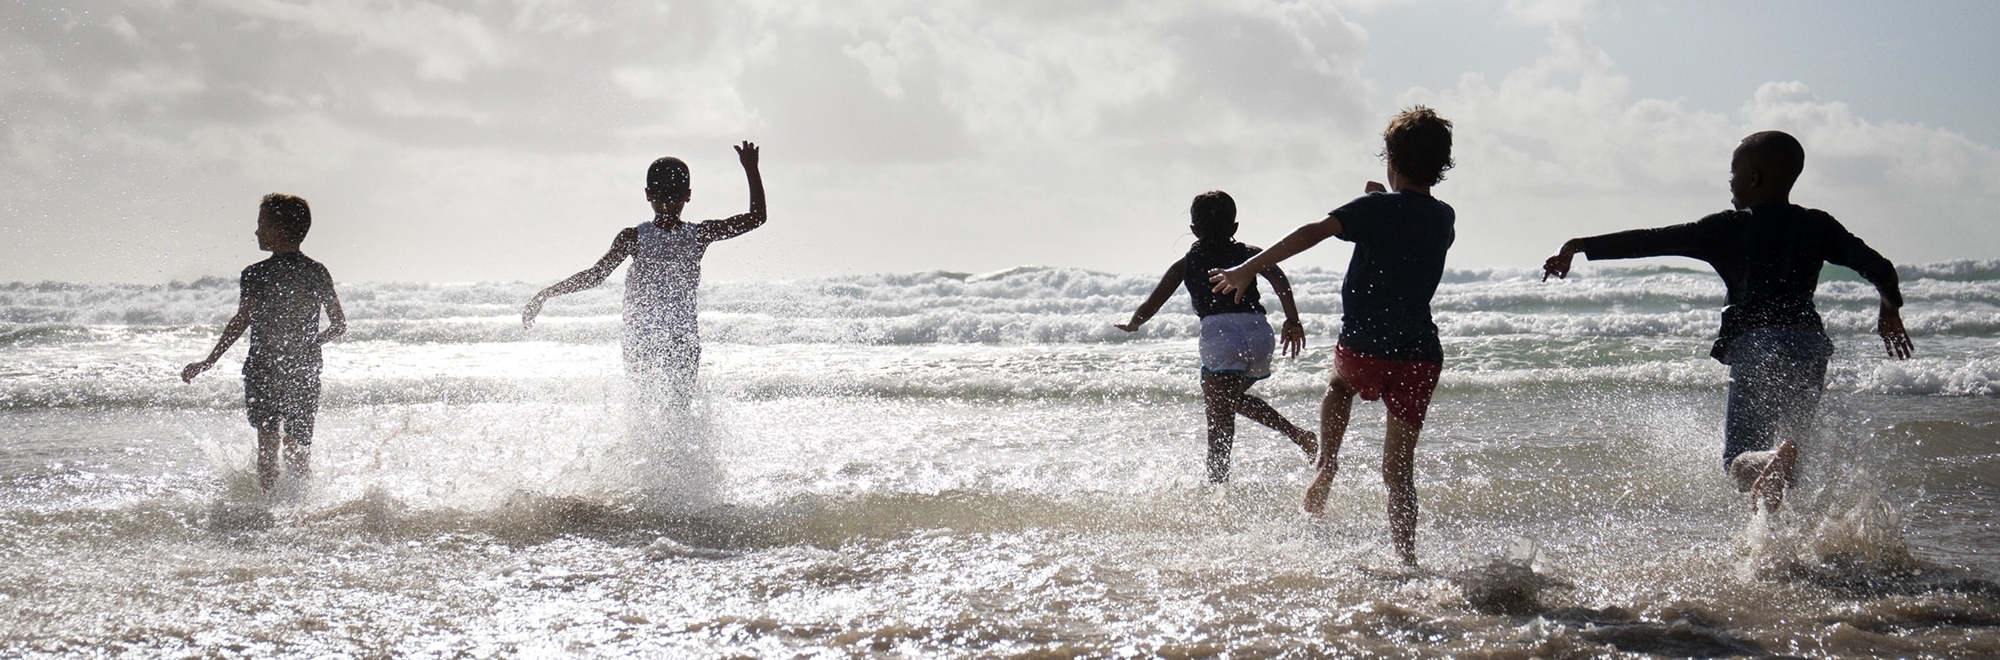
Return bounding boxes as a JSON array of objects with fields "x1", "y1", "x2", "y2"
[{"x1": 1334, "y1": 344, "x2": 1443, "y2": 427}]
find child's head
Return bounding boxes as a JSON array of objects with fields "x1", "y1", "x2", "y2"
[
  {"x1": 646, "y1": 157, "x2": 692, "y2": 204},
  {"x1": 1189, "y1": 190, "x2": 1237, "y2": 243},
  {"x1": 1729, "y1": 130, "x2": 1804, "y2": 208},
  {"x1": 256, "y1": 193, "x2": 311, "y2": 251},
  {"x1": 1381, "y1": 106, "x2": 1454, "y2": 187}
]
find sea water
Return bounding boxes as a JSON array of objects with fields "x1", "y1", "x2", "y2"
[{"x1": 1, "y1": 262, "x2": 1996, "y2": 657}]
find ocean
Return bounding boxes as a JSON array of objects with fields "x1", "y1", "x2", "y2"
[{"x1": 1, "y1": 261, "x2": 1996, "y2": 658}]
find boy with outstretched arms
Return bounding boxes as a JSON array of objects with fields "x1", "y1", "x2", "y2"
[
  {"x1": 1211, "y1": 107, "x2": 1457, "y2": 565},
  {"x1": 1542, "y1": 130, "x2": 1912, "y2": 512},
  {"x1": 183, "y1": 193, "x2": 347, "y2": 493},
  {"x1": 521, "y1": 141, "x2": 766, "y2": 406},
  {"x1": 1116, "y1": 190, "x2": 1318, "y2": 484}
]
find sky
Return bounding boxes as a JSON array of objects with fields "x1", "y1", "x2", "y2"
[{"x1": 3, "y1": 0, "x2": 1997, "y2": 284}]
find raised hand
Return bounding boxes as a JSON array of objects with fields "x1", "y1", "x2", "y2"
[
  {"x1": 1365, "y1": 181, "x2": 1387, "y2": 194},
  {"x1": 735, "y1": 140, "x2": 759, "y2": 169}
]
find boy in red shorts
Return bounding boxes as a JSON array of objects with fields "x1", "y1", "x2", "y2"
[{"x1": 1211, "y1": 107, "x2": 1455, "y2": 565}]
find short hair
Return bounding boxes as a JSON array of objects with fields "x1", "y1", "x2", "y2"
[
  {"x1": 1381, "y1": 106, "x2": 1454, "y2": 187},
  {"x1": 1737, "y1": 130, "x2": 1805, "y2": 191},
  {"x1": 259, "y1": 193, "x2": 312, "y2": 243},
  {"x1": 1190, "y1": 190, "x2": 1237, "y2": 241},
  {"x1": 646, "y1": 157, "x2": 691, "y2": 199}
]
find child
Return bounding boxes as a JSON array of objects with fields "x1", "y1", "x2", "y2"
[
  {"x1": 1116, "y1": 190, "x2": 1317, "y2": 484},
  {"x1": 1210, "y1": 107, "x2": 1457, "y2": 565},
  {"x1": 1541, "y1": 130, "x2": 1912, "y2": 512},
  {"x1": 182, "y1": 193, "x2": 347, "y2": 493},
  {"x1": 521, "y1": 141, "x2": 766, "y2": 406}
]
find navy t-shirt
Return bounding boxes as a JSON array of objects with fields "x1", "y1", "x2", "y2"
[
  {"x1": 240, "y1": 252, "x2": 337, "y2": 378},
  {"x1": 1331, "y1": 191, "x2": 1455, "y2": 362},
  {"x1": 1574, "y1": 202, "x2": 1900, "y2": 362},
  {"x1": 1181, "y1": 241, "x2": 1268, "y2": 318}
]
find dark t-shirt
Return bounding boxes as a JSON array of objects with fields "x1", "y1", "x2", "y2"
[
  {"x1": 240, "y1": 252, "x2": 337, "y2": 377},
  {"x1": 1182, "y1": 241, "x2": 1268, "y2": 318},
  {"x1": 1331, "y1": 191, "x2": 1455, "y2": 362},
  {"x1": 1574, "y1": 202, "x2": 1901, "y2": 362}
]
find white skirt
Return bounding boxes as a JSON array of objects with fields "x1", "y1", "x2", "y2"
[{"x1": 1198, "y1": 313, "x2": 1275, "y2": 380}]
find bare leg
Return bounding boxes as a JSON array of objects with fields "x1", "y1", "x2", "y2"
[
  {"x1": 1234, "y1": 394, "x2": 1317, "y2": 458},
  {"x1": 1304, "y1": 377, "x2": 1356, "y2": 514},
  {"x1": 283, "y1": 418, "x2": 314, "y2": 485},
  {"x1": 1210, "y1": 374, "x2": 1318, "y2": 458},
  {"x1": 1200, "y1": 374, "x2": 1237, "y2": 483},
  {"x1": 1383, "y1": 414, "x2": 1423, "y2": 565},
  {"x1": 1751, "y1": 439, "x2": 1798, "y2": 513},
  {"x1": 255, "y1": 424, "x2": 282, "y2": 492}
]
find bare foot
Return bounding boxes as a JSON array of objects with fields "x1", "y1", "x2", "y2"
[
  {"x1": 1751, "y1": 440, "x2": 1799, "y2": 513},
  {"x1": 1302, "y1": 464, "x2": 1337, "y2": 514},
  {"x1": 1295, "y1": 431, "x2": 1319, "y2": 462}
]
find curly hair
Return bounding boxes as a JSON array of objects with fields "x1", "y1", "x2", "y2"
[
  {"x1": 1381, "y1": 106, "x2": 1454, "y2": 187},
  {"x1": 258, "y1": 193, "x2": 312, "y2": 243}
]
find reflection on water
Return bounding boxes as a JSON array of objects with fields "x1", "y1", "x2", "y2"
[{"x1": 3, "y1": 265, "x2": 1997, "y2": 656}]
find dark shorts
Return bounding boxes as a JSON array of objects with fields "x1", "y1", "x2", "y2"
[
  {"x1": 1722, "y1": 328, "x2": 1833, "y2": 468},
  {"x1": 244, "y1": 368, "x2": 321, "y2": 440},
  {"x1": 1335, "y1": 343, "x2": 1443, "y2": 428},
  {"x1": 625, "y1": 332, "x2": 701, "y2": 404}
]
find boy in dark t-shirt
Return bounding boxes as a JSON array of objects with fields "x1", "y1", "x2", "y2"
[
  {"x1": 184, "y1": 193, "x2": 346, "y2": 493},
  {"x1": 1542, "y1": 131, "x2": 1912, "y2": 512},
  {"x1": 1211, "y1": 107, "x2": 1456, "y2": 565}
]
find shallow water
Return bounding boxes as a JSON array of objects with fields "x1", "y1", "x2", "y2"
[{"x1": 2, "y1": 264, "x2": 1997, "y2": 657}]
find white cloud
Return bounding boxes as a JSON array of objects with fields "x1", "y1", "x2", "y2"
[
  {"x1": 1501, "y1": 0, "x2": 1594, "y2": 26},
  {"x1": 207, "y1": 0, "x2": 506, "y2": 81},
  {"x1": 0, "y1": 0, "x2": 1992, "y2": 284},
  {"x1": 1395, "y1": 20, "x2": 2000, "y2": 266}
]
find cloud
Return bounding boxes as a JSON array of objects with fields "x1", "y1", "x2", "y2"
[
  {"x1": 1396, "y1": 20, "x2": 2000, "y2": 266},
  {"x1": 1501, "y1": 0, "x2": 1595, "y2": 26},
  {"x1": 208, "y1": 0, "x2": 506, "y2": 81},
  {"x1": 0, "y1": 1, "x2": 1992, "y2": 284},
  {"x1": 1, "y1": 0, "x2": 1385, "y2": 282}
]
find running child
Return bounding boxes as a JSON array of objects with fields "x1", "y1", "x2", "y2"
[
  {"x1": 521, "y1": 141, "x2": 766, "y2": 408},
  {"x1": 1210, "y1": 107, "x2": 1457, "y2": 565},
  {"x1": 182, "y1": 193, "x2": 347, "y2": 493},
  {"x1": 1541, "y1": 130, "x2": 1911, "y2": 512},
  {"x1": 1116, "y1": 190, "x2": 1317, "y2": 484}
]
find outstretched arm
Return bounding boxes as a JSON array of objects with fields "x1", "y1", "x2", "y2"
[
  {"x1": 699, "y1": 141, "x2": 767, "y2": 243},
  {"x1": 523, "y1": 229, "x2": 636, "y2": 329},
  {"x1": 1542, "y1": 238, "x2": 1586, "y2": 281},
  {"x1": 1261, "y1": 265, "x2": 1305, "y2": 357},
  {"x1": 183, "y1": 297, "x2": 253, "y2": 382},
  {"x1": 1545, "y1": 220, "x2": 1717, "y2": 281},
  {"x1": 1209, "y1": 214, "x2": 1345, "y2": 302},
  {"x1": 1116, "y1": 259, "x2": 1185, "y2": 332}
]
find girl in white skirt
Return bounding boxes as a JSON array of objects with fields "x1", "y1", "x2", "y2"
[{"x1": 1117, "y1": 191, "x2": 1316, "y2": 483}]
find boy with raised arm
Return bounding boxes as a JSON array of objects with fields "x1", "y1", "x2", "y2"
[
  {"x1": 521, "y1": 141, "x2": 766, "y2": 407},
  {"x1": 1542, "y1": 130, "x2": 1912, "y2": 512},
  {"x1": 1211, "y1": 107, "x2": 1456, "y2": 565},
  {"x1": 183, "y1": 193, "x2": 347, "y2": 493}
]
